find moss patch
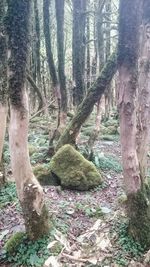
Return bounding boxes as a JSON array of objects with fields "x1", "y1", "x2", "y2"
[
  {"x1": 50, "y1": 144, "x2": 102, "y2": 191},
  {"x1": 33, "y1": 164, "x2": 60, "y2": 186},
  {"x1": 127, "y1": 184, "x2": 150, "y2": 248},
  {"x1": 5, "y1": 232, "x2": 25, "y2": 254}
]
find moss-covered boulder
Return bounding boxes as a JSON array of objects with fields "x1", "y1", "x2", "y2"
[
  {"x1": 33, "y1": 164, "x2": 60, "y2": 186},
  {"x1": 50, "y1": 145, "x2": 102, "y2": 190}
]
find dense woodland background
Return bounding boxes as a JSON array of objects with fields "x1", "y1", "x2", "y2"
[{"x1": 1, "y1": 0, "x2": 150, "y2": 266}]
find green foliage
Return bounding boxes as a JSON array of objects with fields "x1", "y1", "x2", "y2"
[
  {"x1": 113, "y1": 222, "x2": 145, "y2": 266},
  {"x1": 5, "y1": 232, "x2": 25, "y2": 254},
  {"x1": 118, "y1": 223, "x2": 144, "y2": 256},
  {"x1": 0, "y1": 182, "x2": 17, "y2": 208},
  {"x1": 100, "y1": 134, "x2": 119, "y2": 141},
  {"x1": 75, "y1": 203, "x2": 103, "y2": 218},
  {"x1": 3, "y1": 141, "x2": 10, "y2": 164},
  {"x1": 50, "y1": 144, "x2": 102, "y2": 191},
  {"x1": 6, "y1": 234, "x2": 53, "y2": 267},
  {"x1": 93, "y1": 153, "x2": 122, "y2": 173}
]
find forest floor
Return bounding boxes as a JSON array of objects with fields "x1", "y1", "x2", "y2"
[{"x1": 0, "y1": 115, "x2": 150, "y2": 267}]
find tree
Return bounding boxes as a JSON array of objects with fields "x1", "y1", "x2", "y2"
[
  {"x1": 118, "y1": 0, "x2": 150, "y2": 247},
  {"x1": 0, "y1": 0, "x2": 7, "y2": 186},
  {"x1": 7, "y1": 0, "x2": 50, "y2": 240},
  {"x1": 43, "y1": 0, "x2": 59, "y2": 94},
  {"x1": 56, "y1": 52, "x2": 117, "y2": 150},
  {"x1": 55, "y1": 0, "x2": 67, "y2": 128},
  {"x1": 72, "y1": 0, "x2": 87, "y2": 106}
]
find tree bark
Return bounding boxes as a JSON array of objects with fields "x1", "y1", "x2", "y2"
[
  {"x1": 55, "y1": 0, "x2": 67, "y2": 129},
  {"x1": 0, "y1": 0, "x2": 7, "y2": 186},
  {"x1": 34, "y1": 0, "x2": 41, "y2": 86},
  {"x1": 118, "y1": 0, "x2": 150, "y2": 247},
  {"x1": 43, "y1": 0, "x2": 59, "y2": 91},
  {"x1": 56, "y1": 52, "x2": 117, "y2": 150},
  {"x1": 72, "y1": 0, "x2": 86, "y2": 106},
  {"x1": 7, "y1": 0, "x2": 50, "y2": 240}
]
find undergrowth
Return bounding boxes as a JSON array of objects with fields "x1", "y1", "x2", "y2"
[
  {"x1": 112, "y1": 221, "x2": 145, "y2": 266},
  {"x1": 0, "y1": 182, "x2": 17, "y2": 208},
  {"x1": 4, "y1": 234, "x2": 53, "y2": 267},
  {"x1": 93, "y1": 153, "x2": 122, "y2": 173}
]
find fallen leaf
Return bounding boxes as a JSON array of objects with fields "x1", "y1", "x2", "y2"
[{"x1": 44, "y1": 256, "x2": 61, "y2": 267}]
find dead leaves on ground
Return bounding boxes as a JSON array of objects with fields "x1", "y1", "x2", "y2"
[{"x1": 44, "y1": 219, "x2": 112, "y2": 267}]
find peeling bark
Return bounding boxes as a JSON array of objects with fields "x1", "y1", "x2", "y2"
[
  {"x1": 118, "y1": 0, "x2": 150, "y2": 247},
  {"x1": 7, "y1": 0, "x2": 50, "y2": 240}
]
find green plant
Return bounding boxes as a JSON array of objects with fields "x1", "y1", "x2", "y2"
[
  {"x1": 112, "y1": 222, "x2": 145, "y2": 266},
  {"x1": 5, "y1": 232, "x2": 25, "y2": 254},
  {"x1": 118, "y1": 223, "x2": 144, "y2": 257},
  {"x1": 0, "y1": 182, "x2": 18, "y2": 208},
  {"x1": 6, "y1": 234, "x2": 53, "y2": 267},
  {"x1": 93, "y1": 154, "x2": 122, "y2": 173}
]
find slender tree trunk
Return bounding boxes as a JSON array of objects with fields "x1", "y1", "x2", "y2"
[
  {"x1": 104, "y1": 0, "x2": 111, "y2": 119},
  {"x1": 0, "y1": 0, "x2": 7, "y2": 186},
  {"x1": 55, "y1": 0, "x2": 67, "y2": 129},
  {"x1": 86, "y1": 13, "x2": 90, "y2": 90},
  {"x1": 34, "y1": 0, "x2": 41, "y2": 86},
  {"x1": 118, "y1": 0, "x2": 150, "y2": 247},
  {"x1": 72, "y1": 0, "x2": 86, "y2": 106},
  {"x1": 43, "y1": 0, "x2": 59, "y2": 93},
  {"x1": 97, "y1": 0, "x2": 105, "y2": 72},
  {"x1": 7, "y1": 0, "x2": 50, "y2": 240},
  {"x1": 56, "y1": 53, "x2": 117, "y2": 150}
]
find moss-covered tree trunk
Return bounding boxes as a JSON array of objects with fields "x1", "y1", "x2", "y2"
[
  {"x1": 0, "y1": 0, "x2": 7, "y2": 186},
  {"x1": 7, "y1": 0, "x2": 50, "y2": 240},
  {"x1": 118, "y1": 0, "x2": 150, "y2": 247},
  {"x1": 55, "y1": 0, "x2": 67, "y2": 129},
  {"x1": 56, "y1": 53, "x2": 117, "y2": 150}
]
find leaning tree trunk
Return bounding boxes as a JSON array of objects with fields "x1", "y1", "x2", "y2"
[
  {"x1": 118, "y1": 0, "x2": 150, "y2": 247},
  {"x1": 7, "y1": 0, "x2": 50, "y2": 240},
  {"x1": 0, "y1": 0, "x2": 7, "y2": 186},
  {"x1": 55, "y1": 0, "x2": 67, "y2": 129},
  {"x1": 56, "y1": 53, "x2": 117, "y2": 150}
]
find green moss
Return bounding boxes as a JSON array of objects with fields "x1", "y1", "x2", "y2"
[
  {"x1": 49, "y1": 241, "x2": 63, "y2": 255},
  {"x1": 100, "y1": 135, "x2": 116, "y2": 141},
  {"x1": 5, "y1": 232, "x2": 25, "y2": 254},
  {"x1": 100, "y1": 125, "x2": 117, "y2": 135},
  {"x1": 28, "y1": 144, "x2": 38, "y2": 156},
  {"x1": 50, "y1": 144, "x2": 102, "y2": 191},
  {"x1": 127, "y1": 185, "x2": 150, "y2": 248},
  {"x1": 33, "y1": 164, "x2": 60, "y2": 186}
]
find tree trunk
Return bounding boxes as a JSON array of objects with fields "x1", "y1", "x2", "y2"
[
  {"x1": 72, "y1": 0, "x2": 86, "y2": 106},
  {"x1": 34, "y1": 0, "x2": 41, "y2": 86},
  {"x1": 43, "y1": 0, "x2": 59, "y2": 92},
  {"x1": 7, "y1": 0, "x2": 50, "y2": 240},
  {"x1": 104, "y1": 0, "x2": 111, "y2": 119},
  {"x1": 0, "y1": 0, "x2": 7, "y2": 186},
  {"x1": 55, "y1": 0, "x2": 67, "y2": 129},
  {"x1": 118, "y1": 0, "x2": 150, "y2": 247},
  {"x1": 86, "y1": 13, "x2": 90, "y2": 90},
  {"x1": 56, "y1": 52, "x2": 117, "y2": 150}
]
